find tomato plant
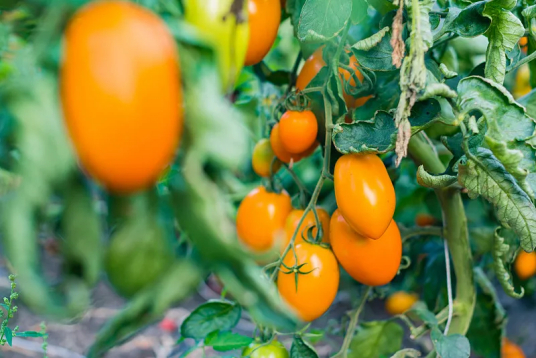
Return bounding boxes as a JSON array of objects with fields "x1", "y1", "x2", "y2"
[{"x1": 2, "y1": 0, "x2": 536, "y2": 357}]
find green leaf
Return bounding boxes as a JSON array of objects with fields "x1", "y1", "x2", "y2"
[
  {"x1": 204, "y1": 331, "x2": 253, "y2": 352},
  {"x1": 351, "y1": 0, "x2": 369, "y2": 24},
  {"x1": 430, "y1": 327, "x2": 470, "y2": 358},
  {"x1": 409, "y1": 0, "x2": 433, "y2": 50},
  {"x1": 439, "y1": 3, "x2": 491, "y2": 38},
  {"x1": 4, "y1": 326, "x2": 12, "y2": 346},
  {"x1": 439, "y1": 64, "x2": 458, "y2": 79},
  {"x1": 15, "y1": 331, "x2": 46, "y2": 338},
  {"x1": 482, "y1": 0, "x2": 524, "y2": 83},
  {"x1": 290, "y1": 336, "x2": 319, "y2": 358},
  {"x1": 390, "y1": 349, "x2": 422, "y2": 358},
  {"x1": 352, "y1": 27, "x2": 390, "y2": 51},
  {"x1": 366, "y1": 0, "x2": 397, "y2": 14},
  {"x1": 180, "y1": 301, "x2": 241, "y2": 340},
  {"x1": 419, "y1": 83, "x2": 457, "y2": 100},
  {"x1": 348, "y1": 321, "x2": 403, "y2": 358},
  {"x1": 416, "y1": 165, "x2": 457, "y2": 188},
  {"x1": 492, "y1": 227, "x2": 524, "y2": 298},
  {"x1": 407, "y1": 301, "x2": 438, "y2": 326},
  {"x1": 333, "y1": 99, "x2": 441, "y2": 154},
  {"x1": 353, "y1": 32, "x2": 396, "y2": 71},
  {"x1": 458, "y1": 148, "x2": 536, "y2": 251},
  {"x1": 467, "y1": 267, "x2": 506, "y2": 358},
  {"x1": 297, "y1": 0, "x2": 352, "y2": 43}
]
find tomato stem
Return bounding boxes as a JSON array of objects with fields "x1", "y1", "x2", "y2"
[{"x1": 408, "y1": 133, "x2": 475, "y2": 335}]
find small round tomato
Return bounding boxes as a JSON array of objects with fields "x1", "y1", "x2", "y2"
[
  {"x1": 385, "y1": 291, "x2": 418, "y2": 315},
  {"x1": 245, "y1": 0, "x2": 281, "y2": 66},
  {"x1": 278, "y1": 110, "x2": 318, "y2": 154},
  {"x1": 415, "y1": 213, "x2": 436, "y2": 227},
  {"x1": 334, "y1": 153, "x2": 396, "y2": 239},
  {"x1": 520, "y1": 36, "x2": 528, "y2": 55},
  {"x1": 270, "y1": 123, "x2": 301, "y2": 163},
  {"x1": 296, "y1": 47, "x2": 368, "y2": 109},
  {"x1": 514, "y1": 250, "x2": 536, "y2": 280},
  {"x1": 284, "y1": 207, "x2": 330, "y2": 247},
  {"x1": 242, "y1": 340, "x2": 289, "y2": 358},
  {"x1": 252, "y1": 138, "x2": 281, "y2": 177},
  {"x1": 61, "y1": 1, "x2": 182, "y2": 193},
  {"x1": 513, "y1": 64, "x2": 531, "y2": 99},
  {"x1": 277, "y1": 241, "x2": 339, "y2": 322},
  {"x1": 502, "y1": 338, "x2": 526, "y2": 358},
  {"x1": 236, "y1": 186, "x2": 292, "y2": 252},
  {"x1": 330, "y1": 210, "x2": 401, "y2": 286}
]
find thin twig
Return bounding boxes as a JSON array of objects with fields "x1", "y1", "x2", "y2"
[
  {"x1": 443, "y1": 237, "x2": 454, "y2": 335},
  {"x1": 507, "y1": 49, "x2": 536, "y2": 73}
]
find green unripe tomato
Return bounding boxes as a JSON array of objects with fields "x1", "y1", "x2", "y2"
[{"x1": 242, "y1": 340, "x2": 289, "y2": 358}]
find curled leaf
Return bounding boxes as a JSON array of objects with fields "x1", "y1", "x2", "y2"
[
  {"x1": 419, "y1": 83, "x2": 458, "y2": 100},
  {"x1": 353, "y1": 27, "x2": 390, "y2": 51},
  {"x1": 493, "y1": 227, "x2": 524, "y2": 298},
  {"x1": 439, "y1": 63, "x2": 458, "y2": 79},
  {"x1": 416, "y1": 165, "x2": 457, "y2": 188}
]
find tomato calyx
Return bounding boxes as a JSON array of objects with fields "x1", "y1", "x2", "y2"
[
  {"x1": 279, "y1": 259, "x2": 318, "y2": 291},
  {"x1": 282, "y1": 91, "x2": 310, "y2": 113}
]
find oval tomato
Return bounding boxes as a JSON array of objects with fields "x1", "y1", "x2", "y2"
[
  {"x1": 279, "y1": 110, "x2": 318, "y2": 154},
  {"x1": 270, "y1": 123, "x2": 302, "y2": 163},
  {"x1": 502, "y1": 338, "x2": 526, "y2": 358},
  {"x1": 277, "y1": 241, "x2": 339, "y2": 321},
  {"x1": 284, "y1": 207, "x2": 330, "y2": 247},
  {"x1": 236, "y1": 186, "x2": 292, "y2": 252},
  {"x1": 296, "y1": 47, "x2": 369, "y2": 109},
  {"x1": 330, "y1": 210, "x2": 401, "y2": 286},
  {"x1": 252, "y1": 138, "x2": 281, "y2": 177},
  {"x1": 513, "y1": 64, "x2": 531, "y2": 99},
  {"x1": 61, "y1": 1, "x2": 182, "y2": 193},
  {"x1": 245, "y1": 0, "x2": 281, "y2": 66},
  {"x1": 385, "y1": 291, "x2": 418, "y2": 315},
  {"x1": 242, "y1": 340, "x2": 289, "y2": 358},
  {"x1": 334, "y1": 153, "x2": 396, "y2": 239},
  {"x1": 184, "y1": 0, "x2": 248, "y2": 91},
  {"x1": 514, "y1": 250, "x2": 536, "y2": 280}
]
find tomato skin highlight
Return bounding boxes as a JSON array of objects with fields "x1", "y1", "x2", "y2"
[
  {"x1": 334, "y1": 153, "x2": 396, "y2": 239},
  {"x1": 277, "y1": 242, "x2": 339, "y2": 322},
  {"x1": 245, "y1": 0, "x2": 281, "y2": 66},
  {"x1": 330, "y1": 210, "x2": 402, "y2": 286},
  {"x1": 252, "y1": 138, "x2": 281, "y2": 177},
  {"x1": 385, "y1": 291, "x2": 418, "y2": 315},
  {"x1": 236, "y1": 186, "x2": 292, "y2": 252},
  {"x1": 278, "y1": 110, "x2": 318, "y2": 154},
  {"x1": 242, "y1": 340, "x2": 289, "y2": 358},
  {"x1": 514, "y1": 250, "x2": 536, "y2": 280},
  {"x1": 61, "y1": 1, "x2": 182, "y2": 193},
  {"x1": 284, "y1": 208, "x2": 330, "y2": 247}
]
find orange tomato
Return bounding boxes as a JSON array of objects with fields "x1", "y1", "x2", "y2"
[
  {"x1": 252, "y1": 138, "x2": 281, "y2": 177},
  {"x1": 61, "y1": 1, "x2": 182, "y2": 193},
  {"x1": 245, "y1": 0, "x2": 281, "y2": 66},
  {"x1": 277, "y1": 241, "x2": 339, "y2": 321},
  {"x1": 296, "y1": 47, "x2": 367, "y2": 109},
  {"x1": 270, "y1": 123, "x2": 301, "y2": 163},
  {"x1": 502, "y1": 338, "x2": 526, "y2": 358},
  {"x1": 330, "y1": 210, "x2": 402, "y2": 286},
  {"x1": 385, "y1": 291, "x2": 418, "y2": 315},
  {"x1": 520, "y1": 36, "x2": 528, "y2": 55},
  {"x1": 334, "y1": 153, "x2": 396, "y2": 239},
  {"x1": 279, "y1": 110, "x2": 318, "y2": 154},
  {"x1": 284, "y1": 207, "x2": 330, "y2": 247},
  {"x1": 236, "y1": 186, "x2": 292, "y2": 252},
  {"x1": 514, "y1": 250, "x2": 536, "y2": 280},
  {"x1": 415, "y1": 213, "x2": 436, "y2": 227}
]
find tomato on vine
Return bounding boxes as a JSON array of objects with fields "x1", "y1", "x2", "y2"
[
  {"x1": 334, "y1": 153, "x2": 396, "y2": 240},
  {"x1": 252, "y1": 138, "x2": 281, "y2": 177},
  {"x1": 61, "y1": 1, "x2": 182, "y2": 193},
  {"x1": 514, "y1": 250, "x2": 536, "y2": 280},
  {"x1": 278, "y1": 110, "x2": 318, "y2": 154},
  {"x1": 502, "y1": 338, "x2": 526, "y2": 358},
  {"x1": 277, "y1": 241, "x2": 339, "y2": 322},
  {"x1": 284, "y1": 207, "x2": 330, "y2": 247},
  {"x1": 330, "y1": 210, "x2": 401, "y2": 286},
  {"x1": 242, "y1": 340, "x2": 289, "y2": 358},
  {"x1": 236, "y1": 186, "x2": 292, "y2": 252},
  {"x1": 385, "y1": 291, "x2": 418, "y2": 315},
  {"x1": 245, "y1": 0, "x2": 281, "y2": 66}
]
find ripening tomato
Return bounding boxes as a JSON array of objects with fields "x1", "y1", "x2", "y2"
[
  {"x1": 236, "y1": 186, "x2": 292, "y2": 252},
  {"x1": 330, "y1": 210, "x2": 402, "y2": 286},
  {"x1": 514, "y1": 250, "x2": 536, "y2": 280},
  {"x1": 184, "y1": 0, "x2": 248, "y2": 91},
  {"x1": 296, "y1": 47, "x2": 368, "y2": 109},
  {"x1": 385, "y1": 291, "x2": 418, "y2": 315},
  {"x1": 513, "y1": 64, "x2": 531, "y2": 99},
  {"x1": 242, "y1": 340, "x2": 289, "y2": 358},
  {"x1": 284, "y1": 208, "x2": 330, "y2": 247},
  {"x1": 334, "y1": 153, "x2": 396, "y2": 239},
  {"x1": 245, "y1": 0, "x2": 281, "y2": 66},
  {"x1": 520, "y1": 36, "x2": 528, "y2": 55},
  {"x1": 279, "y1": 110, "x2": 318, "y2": 153},
  {"x1": 277, "y1": 241, "x2": 339, "y2": 321},
  {"x1": 252, "y1": 138, "x2": 281, "y2": 177},
  {"x1": 415, "y1": 213, "x2": 436, "y2": 227},
  {"x1": 61, "y1": 1, "x2": 182, "y2": 193},
  {"x1": 502, "y1": 338, "x2": 526, "y2": 358}
]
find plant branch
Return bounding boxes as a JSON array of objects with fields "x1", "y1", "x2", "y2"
[
  {"x1": 408, "y1": 133, "x2": 475, "y2": 335},
  {"x1": 400, "y1": 225, "x2": 443, "y2": 241},
  {"x1": 507, "y1": 49, "x2": 536, "y2": 73},
  {"x1": 331, "y1": 287, "x2": 372, "y2": 358}
]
